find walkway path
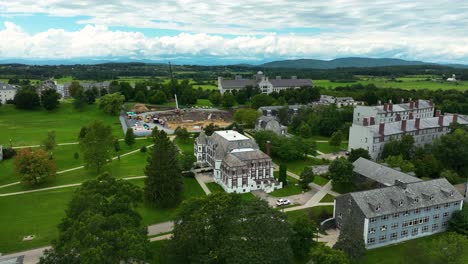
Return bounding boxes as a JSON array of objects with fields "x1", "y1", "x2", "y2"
[
  {"x1": 194, "y1": 172, "x2": 213, "y2": 195},
  {"x1": 11, "y1": 137, "x2": 149, "y2": 149}
]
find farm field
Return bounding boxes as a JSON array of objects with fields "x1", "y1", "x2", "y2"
[{"x1": 0, "y1": 102, "x2": 123, "y2": 146}]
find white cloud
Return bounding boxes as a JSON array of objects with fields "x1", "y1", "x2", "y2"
[{"x1": 1, "y1": 22, "x2": 468, "y2": 63}]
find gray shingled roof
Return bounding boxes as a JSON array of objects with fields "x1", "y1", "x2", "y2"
[
  {"x1": 353, "y1": 158, "x2": 421, "y2": 186},
  {"x1": 374, "y1": 99, "x2": 433, "y2": 113},
  {"x1": 219, "y1": 79, "x2": 257, "y2": 89},
  {"x1": 195, "y1": 131, "x2": 207, "y2": 145},
  {"x1": 346, "y1": 178, "x2": 464, "y2": 218},
  {"x1": 258, "y1": 105, "x2": 304, "y2": 111},
  {"x1": 368, "y1": 114, "x2": 468, "y2": 136},
  {"x1": 208, "y1": 131, "x2": 259, "y2": 160},
  {"x1": 0, "y1": 82, "x2": 17, "y2": 90}
]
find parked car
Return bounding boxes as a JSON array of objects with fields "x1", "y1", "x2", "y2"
[{"x1": 276, "y1": 199, "x2": 291, "y2": 206}]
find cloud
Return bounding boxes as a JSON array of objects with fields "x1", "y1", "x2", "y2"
[{"x1": 1, "y1": 22, "x2": 468, "y2": 63}]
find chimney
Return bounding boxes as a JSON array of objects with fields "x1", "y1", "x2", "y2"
[
  {"x1": 378, "y1": 100, "x2": 382, "y2": 105},
  {"x1": 409, "y1": 112, "x2": 414, "y2": 119},
  {"x1": 363, "y1": 118, "x2": 369, "y2": 126},
  {"x1": 415, "y1": 100, "x2": 419, "y2": 108},
  {"x1": 409, "y1": 101, "x2": 414, "y2": 109},
  {"x1": 435, "y1": 110, "x2": 441, "y2": 117},
  {"x1": 379, "y1": 122, "x2": 385, "y2": 141},
  {"x1": 396, "y1": 113, "x2": 401, "y2": 121},
  {"x1": 266, "y1": 141, "x2": 271, "y2": 157},
  {"x1": 428, "y1": 100, "x2": 433, "y2": 106},
  {"x1": 438, "y1": 115, "x2": 444, "y2": 127},
  {"x1": 452, "y1": 114, "x2": 458, "y2": 124},
  {"x1": 415, "y1": 117, "x2": 421, "y2": 129},
  {"x1": 389, "y1": 103, "x2": 393, "y2": 111},
  {"x1": 401, "y1": 119, "x2": 407, "y2": 132},
  {"x1": 389, "y1": 99, "x2": 392, "y2": 104},
  {"x1": 384, "y1": 103, "x2": 388, "y2": 111},
  {"x1": 370, "y1": 117, "x2": 375, "y2": 125},
  {"x1": 401, "y1": 98, "x2": 405, "y2": 103}
]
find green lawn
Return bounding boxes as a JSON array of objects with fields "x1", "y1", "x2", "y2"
[
  {"x1": 206, "y1": 182, "x2": 257, "y2": 201},
  {"x1": 316, "y1": 142, "x2": 348, "y2": 154},
  {"x1": 313, "y1": 175, "x2": 330, "y2": 186},
  {"x1": 319, "y1": 194, "x2": 335, "y2": 203},
  {"x1": 174, "y1": 137, "x2": 194, "y2": 155},
  {"x1": 0, "y1": 102, "x2": 123, "y2": 146},
  {"x1": 362, "y1": 233, "x2": 468, "y2": 264},
  {"x1": 0, "y1": 177, "x2": 205, "y2": 254},
  {"x1": 195, "y1": 99, "x2": 213, "y2": 107},
  {"x1": 193, "y1": 84, "x2": 218, "y2": 91},
  {"x1": 273, "y1": 157, "x2": 329, "y2": 176},
  {"x1": 148, "y1": 240, "x2": 168, "y2": 264},
  {"x1": 285, "y1": 206, "x2": 334, "y2": 224},
  {"x1": 270, "y1": 173, "x2": 304, "y2": 197}
]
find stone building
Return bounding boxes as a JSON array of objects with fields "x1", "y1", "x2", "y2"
[
  {"x1": 218, "y1": 71, "x2": 312, "y2": 95},
  {"x1": 194, "y1": 130, "x2": 282, "y2": 193},
  {"x1": 353, "y1": 99, "x2": 435, "y2": 125},
  {"x1": 334, "y1": 178, "x2": 464, "y2": 249},
  {"x1": 0, "y1": 82, "x2": 17, "y2": 104},
  {"x1": 255, "y1": 116, "x2": 287, "y2": 136},
  {"x1": 348, "y1": 113, "x2": 468, "y2": 160}
]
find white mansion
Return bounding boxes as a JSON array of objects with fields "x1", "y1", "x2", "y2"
[
  {"x1": 218, "y1": 71, "x2": 312, "y2": 95},
  {"x1": 194, "y1": 130, "x2": 282, "y2": 193}
]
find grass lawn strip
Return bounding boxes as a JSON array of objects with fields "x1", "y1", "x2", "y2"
[{"x1": 319, "y1": 194, "x2": 335, "y2": 203}]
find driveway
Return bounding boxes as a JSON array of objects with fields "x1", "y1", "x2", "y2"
[{"x1": 252, "y1": 186, "x2": 318, "y2": 208}]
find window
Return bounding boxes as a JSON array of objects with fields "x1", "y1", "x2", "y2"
[
  {"x1": 404, "y1": 211, "x2": 410, "y2": 216},
  {"x1": 369, "y1": 228, "x2": 376, "y2": 234},
  {"x1": 401, "y1": 230, "x2": 409, "y2": 238},
  {"x1": 432, "y1": 223, "x2": 439, "y2": 231},
  {"x1": 380, "y1": 225, "x2": 387, "y2": 231},
  {"x1": 430, "y1": 195, "x2": 434, "y2": 200},
  {"x1": 376, "y1": 205, "x2": 381, "y2": 211},
  {"x1": 367, "y1": 237, "x2": 376, "y2": 244},
  {"x1": 422, "y1": 226, "x2": 429, "y2": 233},
  {"x1": 450, "y1": 191, "x2": 454, "y2": 197},
  {"x1": 393, "y1": 212, "x2": 400, "y2": 218},
  {"x1": 402, "y1": 221, "x2": 409, "y2": 227},
  {"x1": 433, "y1": 214, "x2": 440, "y2": 220},
  {"x1": 370, "y1": 218, "x2": 377, "y2": 223},
  {"x1": 348, "y1": 199, "x2": 352, "y2": 205},
  {"x1": 423, "y1": 216, "x2": 429, "y2": 223},
  {"x1": 425, "y1": 207, "x2": 431, "y2": 212},
  {"x1": 411, "y1": 228, "x2": 419, "y2": 236},
  {"x1": 435, "y1": 205, "x2": 441, "y2": 210},
  {"x1": 442, "y1": 221, "x2": 448, "y2": 228},
  {"x1": 443, "y1": 212, "x2": 449, "y2": 218},
  {"x1": 390, "y1": 232, "x2": 398, "y2": 241},
  {"x1": 444, "y1": 203, "x2": 450, "y2": 208},
  {"x1": 379, "y1": 235, "x2": 387, "y2": 242},
  {"x1": 391, "y1": 223, "x2": 399, "y2": 229},
  {"x1": 382, "y1": 215, "x2": 389, "y2": 221},
  {"x1": 454, "y1": 201, "x2": 460, "y2": 206}
]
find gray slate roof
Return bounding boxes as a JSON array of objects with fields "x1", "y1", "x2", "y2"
[
  {"x1": 345, "y1": 178, "x2": 463, "y2": 218},
  {"x1": 0, "y1": 82, "x2": 17, "y2": 90},
  {"x1": 224, "y1": 150, "x2": 270, "y2": 167},
  {"x1": 353, "y1": 158, "x2": 421, "y2": 186},
  {"x1": 374, "y1": 99, "x2": 433, "y2": 113},
  {"x1": 208, "y1": 131, "x2": 259, "y2": 160}
]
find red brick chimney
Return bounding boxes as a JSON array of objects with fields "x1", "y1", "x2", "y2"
[
  {"x1": 363, "y1": 118, "x2": 369, "y2": 126},
  {"x1": 401, "y1": 119, "x2": 407, "y2": 132},
  {"x1": 435, "y1": 110, "x2": 441, "y2": 117},
  {"x1": 409, "y1": 101, "x2": 414, "y2": 109},
  {"x1": 438, "y1": 115, "x2": 444, "y2": 127},
  {"x1": 415, "y1": 117, "x2": 421, "y2": 129},
  {"x1": 389, "y1": 103, "x2": 393, "y2": 111},
  {"x1": 384, "y1": 103, "x2": 388, "y2": 111},
  {"x1": 453, "y1": 114, "x2": 458, "y2": 124},
  {"x1": 266, "y1": 141, "x2": 271, "y2": 157},
  {"x1": 409, "y1": 112, "x2": 414, "y2": 119},
  {"x1": 415, "y1": 100, "x2": 419, "y2": 108},
  {"x1": 370, "y1": 117, "x2": 375, "y2": 125},
  {"x1": 428, "y1": 100, "x2": 433, "y2": 106},
  {"x1": 396, "y1": 113, "x2": 401, "y2": 121},
  {"x1": 379, "y1": 122, "x2": 385, "y2": 141}
]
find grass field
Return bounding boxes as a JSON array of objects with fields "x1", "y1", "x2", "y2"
[
  {"x1": 174, "y1": 137, "x2": 194, "y2": 155},
  {"x1": 319, "y1": 194, "x2": 335, "y2": 203},
  {"x1": 195, "y1": 99, "x2": 214, "y2": 107},
  {"x1": 0, "y1": 102, "x2": 123, "y2": 146},
  {"x1": 0, "y1": 177, "x2": 204, "y2": 254},
  {"x1": 270, "y1": 174, "x2": 304, "y2": 197},
  {"x1": 273, "y1": 157, "x2": 329, "y2": 176},
  {"x1": 314, "y1": 77, "x2": 468, "y2": 91},
  {"x1": 285, "y1": 205, "x2": 334, "y2": 224},
  {"x1": 205, "y1": 182, "x2": 257, "y2": 201},
  {"x1": 316, "y1": 141, "x2": 348, "y2": 154}
]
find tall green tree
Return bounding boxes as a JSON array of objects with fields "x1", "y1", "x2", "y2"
[
  {"x1": 83, "y1": 89, "x2": 96, "y2": 104},
  {"x1": 68, "y1": 81, "x2": 83, "y2": 98},
  {"x1": 348, "y1": 148, "x2": 371, "y2": 162},
  {"x1": 42, "y1": 131, "x2": 56, "y2": 153},
  {"x1": 163, "y1": 193, "x2": 293, "y2": 263},
  {"x1": 333, "y1": 218, "x2": 366, "y2": 262},
  {"x1": 144, "y1": 130, "x2": 183, "y2": 208},
  {"x1": 329, "y1": 157, "x2": 354, "y2": 188},
  {"x1": 125, "y1": 128, "x2": 136, "y2": 146},
  {"x1": 79, "y1": 121, "x2": 114, "y2": 173},
  {"x1": 14, "y1": 148, "x2": 56, "y2": 185},
  {"x1": 449, "y1": 206, "x2": 468, "y2": 236},
  {"x1": 39, "y1": 173, "x2": 150, "y2": 264},
  {"x1": 14, "y1": 88, "x2": 40, "y2": 109},
  {"x1": 233, "y1": 108, "x2": 260, "y2": 128},
  {"x1": 41, "y1": 88, "x2": 61, "y2": 110},
  {"x1": 99, "y1": 92, "x2": 125, "y2": 115},
  {"x1": 422, "y1": 232, "x2": 468, "y2": 264},
  {"x1": 329, "y1": 130, "x2": 344, "y2": 150},
  {"x1": 290, "y1": 216, "x2": 317, "y2": 260},
  {"x1": 221, "y1": 92, "x2": 236, "y2": 108},
  {"x1": 433, "y1": 129, "x2": 468, "y2": 175},
  {"x1": 279, "y1": 164, "x2": 288, "y2": 186},
  {"x1": 72, "y1": 90, "x2": 87, "y2": 111},
  {"x1": 251, "y1": 93, "x2": 276, "y2": 109},
  {"x1": 311, "y1": 244, "x2": 349, "y2": 264},
  {"x1": 300, "y1": 167, "x2": 315, "y2": 190}
]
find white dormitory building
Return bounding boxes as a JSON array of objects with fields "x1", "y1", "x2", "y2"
[
  {"x1": 0, "y1": 82, "x2": 17, "y2": 104},
  {"x1": 194, "y1": 130, "x2": 282, "y2": 193},
  {"x1": 318, "y1": 95, "x2": 364, "y2": 108},
  {"x1": 218, "y1": 71, "x2": 313, "y2": 95},
  {"x1": 348, "y1": 112, "x2": 468, "y2": 160},
  {"x1": 353, "y1": 99, "x2": 435, "y2": 125}
]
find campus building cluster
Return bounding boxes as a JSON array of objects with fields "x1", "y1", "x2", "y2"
[
  {"x1": 194, "y1": 130, "x2": 282, "y2": 193},
  {"x1": 0, "y1": 81, "x2": 18, "y2": 104}
]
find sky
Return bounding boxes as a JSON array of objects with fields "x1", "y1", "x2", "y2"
[{"x1": 0, "y1": 0, "x2": 468, "y2": 65}]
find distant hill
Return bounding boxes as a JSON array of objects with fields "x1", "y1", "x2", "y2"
[{"x1": 259, "y1": 57, "x2": 439, "y2": 69}]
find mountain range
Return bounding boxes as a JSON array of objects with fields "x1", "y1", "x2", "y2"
[{"x1": 0, "y1": 57, "x2": 467, "y2": 69}]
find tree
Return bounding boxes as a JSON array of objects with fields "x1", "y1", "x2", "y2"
[
  {"x1": 278, "y1": 164, "x2": 288, "y2": 186},
  {"x1": 180, "y1": 153, "x2": 196, "y2": 171},
  {"x1": 42, "y1": 131, "x2": 56, "y2": 153},
  {"x1": 14, "y1": 148, "x2": 56, "y2": 185},
  {"x1": 329, "y1": 157, "x2": 354, "y2": 188},
  {"x1": 163, "y1": 193, "x2": 293, "y2": 263},
  {"x1": 251, "y1": 93, "x2": 276, "y2": 109},
  {"x1": 149, "y1": 90, "x2": 167, "y2": 105},
  {"x1": 290, "y1": 216, "x2": 317, "y2": 260},
  {"x1": 449, "y1": 206, "x2": 468, "y2": 236},
  {"x1": 125, "y1": 128, "x2": 136, "y2": 146},
  {"x1": 348, "y1": 148, "x2": 371, "y2": 162},
  {"x1": 208, "y1": 92, "x2": 222, "y2": 106},
  {"x1": 144, "y1": 130, "x2": 183, "y2": 208},
  {"x1": 174, "y1": 127, "x2": 190, "y2": 143},
  {"x1": 422, "y1": 232, "x2": 468, "y2": 264},
  {"x1": 329, "y1": 131, "x2": 344, "y2": 150},
  {"x1": 433, "y1": 129, "x2": 468, "y2": 175},
  {"x1": 41, "y1": 89, "x2": 60, "y2": 110},
  {"x1": 134, "y1": 90, "x2": 147, "y2": 103},
  {"x1": 384, "y1": 155, "x2": 415, "y2": 172},
  {"x1": 277, "y1": 105, "x2": 290, "y2": 124},
  {"x1": 233, "y1": 108, "x2": 260, "y2": 128},
  {"x1": 400, "y1": 134, "x2": 415, "y2": 160},
  {"x1": 14, "y1": 88, "x2": 40, "y2": 109},
  {"x1": 221, "y1": 92, "x2": 236, "y2": 108},
  {"x1": 441, "y1": 170, "x2": 462, "y2": 184},
  {"x1": 311, "y1": 244, "x2": 349, "y2": 264},
  {"x1": 83, "y1": 89, "x2": 96, "y2": 104},
  {"x1": 300, "y1": 167, "x2": 315, "y2": 190},
  {"x1": 413, "y1": 154, "x2": 442, "y2": 178},
  {"x1": 39, "y1": 173, "x2": 151, "y2": 264},
  {"x1": 99, "y1": 92, "x2": 125, "y2": 115},
  {"x1": 203, "y1": 123, "x2": 218, "y2": 136},
  {"x1": 73, "y1": 152, "x2": 79, "y2": 160},
  {"x1": 68, "y1": 81, "x2": 83, "y2": 98},
  {"x1": 72, "y1": 90, "x2": 87, "y2": 111},
  {"x1": 79, "y1": 121, "x2": 114, "y2": 172},
  {"x1": 333, "y1": 218, "x2": 366, "y2": 262}
]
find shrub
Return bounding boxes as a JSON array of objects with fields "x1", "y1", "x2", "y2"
[
  {"x1": 2, "y1": 147, "x2": 17, "y2": 160},
  {"x1": 140, "y1": 146, "x2": 147, "y2": 153}
]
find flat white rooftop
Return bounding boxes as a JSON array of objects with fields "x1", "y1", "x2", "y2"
[
  {"x1": 214, "y1": 130, "x2": 249, "y2": 141},
  {"x1": 231, "y1": 148, "x2": 255, "y2": 153}
]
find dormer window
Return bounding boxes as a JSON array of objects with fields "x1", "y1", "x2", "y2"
[
  {"x1": 398, "y1": 200, "x2": 404, "y2": 207},
  {"x1": 375, "y1": 205, "x2": 381, "y2": 211},
  {"x1": 415, "y1": 197, "x2": 420, "y2": 203},
  {"x1": 450, "y1": 191, "x2": 454, "y2": 197},
  {"x1": 430, "y1": 195, "x2": 434, "y2": 200}
]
